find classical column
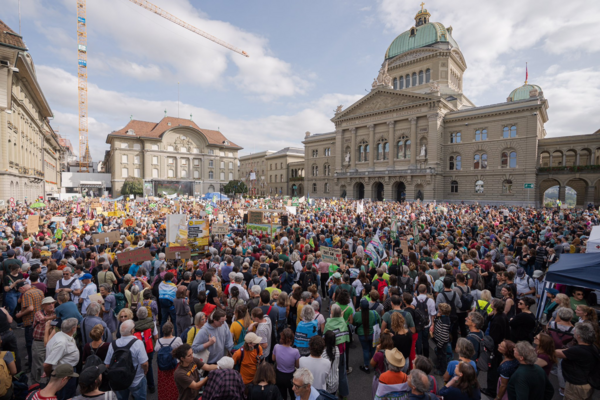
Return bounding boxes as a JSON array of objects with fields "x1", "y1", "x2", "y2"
[
  {"x1": 387, "y1": 121, "x2": 395, "y2": 168},
  {"x1": 576, "y1": 152, "x2": 580, "y2": 166},
  {"x1": 335, "y1": 129, "x2": 343, "y2": 172},
  {"x1": 143, "y1": 143, "x2": 151, "y2": 178},
  {"x1": 562, "y1": 153, "x2": 566, "y2": 166},
  {"x1": 549, "y1": 153, "x2": 553, "y2": 167},
  {"x1": 409, "y1": 117, "x2": 417, "y2": 165},
  {"x1": 427, "y1": 112, "x2": 442, "y2": 167},
  {"x1": 558, "y1": 185, "x2": 566, "y2": 203},
  {"x1": 0, "y1": 111, "x2": 8, "y2": 171},
  {"x1": 368, "y1": 124, "x2": 375, "y2": 168},
  {"x1": 350, "y1": 128, "x2": 357, "y2": 170},
  {"x1": 586, "y1": 186, "x2": 596, "y2": 205}
]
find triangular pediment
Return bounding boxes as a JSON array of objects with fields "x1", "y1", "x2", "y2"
[{"x1": 332, "y1": 88, "x2": 438, "y2": 122}]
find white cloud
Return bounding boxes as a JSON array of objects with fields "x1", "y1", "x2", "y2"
[
  {"x1": 38, "y1": 66, "x2": 361, "y2": 160},
  {"x1": 376, "y1": 0, "x2": 600, "y2": 98}
]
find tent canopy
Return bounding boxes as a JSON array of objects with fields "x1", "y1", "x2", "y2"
[
  {"x1": 545, "y1": 253, "x2": 600, "y2": 291},
  {"x1": 586, "y1": 226, "x2": 600, "y2": 253},
  {"x1": 202, "y1": 192, "x2": 228, "y2": 200}
]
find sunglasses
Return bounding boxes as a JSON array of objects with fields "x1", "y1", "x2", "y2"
[{"x1": 292, "y1": 381, "x2": 307, "y2": 389}]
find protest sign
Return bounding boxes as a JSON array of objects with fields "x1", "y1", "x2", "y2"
[
  {"x1": 27, "y1": 215, "x2": 40, "y2": 233},
  {"x1": 248, "y1": 211, "x2": 263, "y2": 224},
  {"x1": 123, "y1": 217, "x2": 136, "y2": 228},
  {"x1": 321, "y1": 246, "x2": 343, "y2": 265},
  {"x1": 400, "y1": 240, "x2": 409, "y2": 255},
  {"x1": 166, "y1": 214, "x2": 187, "y2": 244},
  {"x1": 91, "y1": 231, "x2": 120, "y2": 245},
  {"x1": 188, "y1": 220, "x2": 209, "y2": 251},
  {"x1": 51, "y1": 217, "x2": 66, "y2": 222},
  {"x1": 71, "y1": 218, "x2": 80, "y2": 227},
  {"x1": 212, "y1": 223, "x2": 229, "y2": 235},
  {"x1": 116, "y1": 248, "x2": 152, "y2": 265},
  {"x1": 166, "y1": 246, "x2": 192, "y2": 260}
]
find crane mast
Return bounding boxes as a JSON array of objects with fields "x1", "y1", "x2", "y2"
[{"x1": 77, "y1": 0, "x2": 89, "y2": 172}]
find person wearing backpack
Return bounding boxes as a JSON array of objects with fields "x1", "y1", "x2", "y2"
[
  {"x1": 133, "y1": 307, "x2": 157, "y2": 394},
  {"x1": 103, "y1": 319, "x2": 149, "y2": 400},
  {"x1": 0, "y1": 335, "x2": 17, "y2": 400},
  {"x1": 412, "y1": 284, "x2": 436, "y2": 358},
  {"x1": 43, "y1": 317, "x2": 80, "y2": 400},
  {"x1": 373, "y1": 269, "x2": 389, "y2": 303},
  {"x1": 480, "y1": 298, "x2": 510, "y2": 399},
  {"x1": 435, "y1": 277, "x2": 462, "y2": 350},
  {"x1": 155, "y1": 322, "x2": 183, "y2": 400},
  {"x1": 453, "y1": 274, "x2": 473, "y2": 342},
  {"x1": 556, "y1": 322, "x2": 599, "y2": 399}
]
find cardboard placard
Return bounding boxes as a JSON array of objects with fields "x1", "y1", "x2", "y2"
[
  {"x1": 248, "y1": 211, "x2": 263, "y2": 224},
  {"x1": 400, "y1": 240, "x2": 409, "y2": 255},
  {"x1": 123, "y1": 217, "x2": 137, "y2": 228},
  {"x1": 51, "y1": 217, "x2": 66, "y2": 222},
  {"x1": 92, "y1": 231, "x2": 121, "y2": 245},
  {"x1": 212, "y1": 223, "x2": 228, "y2": 235},
  {"x1": 166, "y1": 246, "x2": 192, "y2": 260},
  {"x1": 116, "y1": 248, "x2": 153, "y2": 265},
  {"x1": 160, "y1": 208, "x2": 170, "y2": 213},
  {"x1": 27, "y1": 215, "x2": 40, "y2": 233},
  {"x1": 321, "y1": 246, "x2": 343, "y2": 265}
]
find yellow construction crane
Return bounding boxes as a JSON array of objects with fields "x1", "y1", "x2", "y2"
[{"x1": 76, "y1": 0, "x2": 249, "y2": 173}]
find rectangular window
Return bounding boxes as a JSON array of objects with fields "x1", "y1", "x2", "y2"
[
  {"x1": 133, "y1": 144, "x2": 141, "y2": 150},
  {"x1": 152, "y1": 156, "x2": 158, "y2": 165},
  {"x1": 181, "y1": 159, "x2": 188, "y2": 166},
  {"x1": 151, "y1": 144, "x2": 159, "y2": 150},
  {"x1": 168, "y1": 169, "x2": 174, "y2": 178},
  {"x1": 220, "y1": 151, "x2": 225, "y2": 156},
  {"x1": 167, "y1": 146, "x2": 174, "y2": 151},
  {"x1": 208, "y1": 149, "x2": 214, "y2": 155},
  {"x1": 193, "y1": 148, "x2": 199, "y2": 153},
  {"x1": 122, "y1": 168, "x2": 128, "y2": 178},
  {"x1": 134, "y1": 168, "x2": 141, "y2": 178},
  {"x1": 152, "y1": 168, "x2": 158, "y2": 178},
  {"x1": 229, "y1": 162, "x2": 233, "y2": 169},
  {"x1": 220, "y1": 161, "x2": 225, "y2": 168},
  {"x1": 229, "y1": 172, "x2": 233, "y2": 180},
  {"x1": 193, "y1": 159, "x2": 199, "y2": 166},
  {"x1": 121, "y1": 143, "x2": 129, "y2": 149},
  {"x1": 194, "y1": 170, "x2": 199, "y2": 179},
  {"x1": 134, "y1": 156, "x2": 140, "y2": 164},
  {"x1": 168, "y1": 158, "x2": 174, "y2": 165},
  {"x1": 220, "y1": 172, "x2": 225, "y2": 180},
  {"x1": 121, "y1": 155, "x2": 128, "y2": 163},
  {"x1": 228, "y1": 152, "x2": 233, "y2": 157},
  {"x1": 209, "y1": 160, "x2": 214, "y2": 167}
]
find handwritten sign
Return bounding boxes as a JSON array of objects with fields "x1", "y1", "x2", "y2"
[
  {"x1": 116, "y1": 248, "x2": 152, "y2": 265},
  {"x1": 51, "y1": 217, "x2": 66, "y2": 222},
  {"x1": 211, "y1": 223, "x2": 229, "y2": 235},
  {"x1": 400, "y1": 240, "x2": 409, "y2": 255},
  {"x1": 321, "y1": 246, "x2": 343, "y2": 265},
  {"x1": 91, "y1": 231, "x2": 120, "y2": 245},
  {"x1": 166, "y1": 246, "x2": 192, "y2": 260},
  {"x1": 248, "y1": 211, "x2": 263, "y2": 224},
  {"x1": 123, "y1": 217, "x2": 137, "y2": 228},
  {"x1": 27, "y1": 215, "x2": 40, "y2": 233}
]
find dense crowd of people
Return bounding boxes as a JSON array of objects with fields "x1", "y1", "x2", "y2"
[{"x1": 0, "y1": 197, "x2": 599, "y2": 400}]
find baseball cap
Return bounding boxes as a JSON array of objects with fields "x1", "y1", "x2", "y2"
[
  {"x1": 195, "y1": 269, "x2": 203, "y2": 277},
  {"x1": 51, "y1": 364, "x2": 79, "y2": 379},
  {"x1": 244, "y1": 332, "x2": 262, "y2": 344},
  {"x1": 78, "y1": 365, "x2": 106, "y2": 387},
  {"x1": 79, "y1": 273, "x2": 93, "y2": 281},
  {"x1": 15, "y1": 281, "x2": 28, "y2": 290},
  {"x1": 6, "y1": 249, "x2": 15, "y2": 257}
]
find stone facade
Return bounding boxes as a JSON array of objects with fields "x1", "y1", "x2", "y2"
[
  {"x1": 239, "y1": 150, "x2": 274, "y2": 197},
  {"x1": 299, "y1": 9, "x2": 600, "y2": 207},
  {"x1": 104, "y1": 117, "x2": 241, "y2": 196},
  {"x1": 0, "y1": 21, "x2": 63, "y2": 203},
  {"x1": 239, "y1": 148, "x2": 305, "y2": 197},
  {"x1": 265, "y1": 148, "x2": 304, "y2": 196}
]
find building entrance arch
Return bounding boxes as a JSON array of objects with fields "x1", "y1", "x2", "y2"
[
  {"x1": 372, "y1": 182, "x2": 384, "y2": 201},
  {"x1": 393, "y1": 182, "x2": 406, "y2": 202},
  {"x1": 354, "y1": 182, "x2": 365, "y2": 200}
]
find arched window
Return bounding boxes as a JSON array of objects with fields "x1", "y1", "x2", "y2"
[
  {"x1": 405, "y1": 74, "x2": 410, "y2": 88},
  {"x1": 167, "y1": 169, "x2": 174, "y2": 178},
  {"x1": 358, "y1": 145, "x2": 364, "y2": 162},
  {"x1": 475, "y1": 180, "x2": 484, "y2": 193},
  {"x1": 481, "y1": 153, "x2": 488, "y2": 169},
  {"x1": 425, "y1": 68, "x2": 431, "y2": 83},
  {"x1": 399, "y1": 76, "x2": 404, "y2": 89},
  {"x1": 451, "y1": 132, "x2": 461, "y2": 143},
  {"x1": 503, "y1": 179, "x2": 513, "y2": 194},
  {"x1": 510, "y1": 125, "x2": 517, "y2": 137},
  {"x1": 377, "y1": 143, "x2": 383, "y2": 160},
  {"x1": 365, "y1": 144, "x2": 370, "y2": 161},
  {"x1": 208, "y1": 171, "x2": 214, "y2": 179},
  {"x1": 181, "y1": 169, "x2": 187, "y2": 178},
  {"x1": 412, "y1": 73, "x2": 417, "y2": 87},
  {"x1": 503, "y1": 125, "x2": 517, "y2": 139},
  {"x1": 397, "y1": 140, "x2": 404, "y2": 159},
  {"x1": 312, "y1": 183, "x2": 317, "y2": 192},
  {"x1": 449, "y1": 156, "x2": 455, "y2": 170},
  {"x1": 456, "y1": 155, "x2": 462, "y2": 170},
  {"x1": 474, "y1": 154, "x2": 480, "y2": 169},
  {"x1": 393, "y1": 78, "x2": 398, "y2": 89},
  {"x1": 324, "y1": 183, "x2": 329, "y2": 193},
  {"x1": 509, "y1": 151, "x2": 517, "y2": 168},
  {"x1": 501, "y1": 152, "x2": 508, "y2": 168},
  {"x1": 405, "y1": 140, "x2": 411, "y2": 159},
  {"x1": 475, "y1": 129, "x2": 487, "y2": 141},
  {"x1": 384, "y1": 142, "x2": 389, "y2": 160},
  {"x1": 451, "y1": 180, "x2": 458, "y2": 193},
  {"x1": 418, "y1": 70, "x2": 424, "y2": 85}
]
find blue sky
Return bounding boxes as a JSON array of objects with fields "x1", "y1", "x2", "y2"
[{"x1": 3, "y1": 0, "x2": 600, "y2": 161}]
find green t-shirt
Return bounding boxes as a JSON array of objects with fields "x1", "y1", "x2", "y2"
[
  {"x1": 352, "y1": 309, "x2": 381, "y2": 336},
  {"x1": 570, "y1": 297, "x2": 587, "y2": 323},
  {"x1": 371, "y1": 273, "x2": 390, "y2": 283},
  {"x1": 328, "y1": 264, "x2": 338, "y2": 277},
  {"x1": 336, "y1": 303, "x2": 354, "y2": 323},
  {"x1": 339, "y1": 283, "x2": 355, "y2": 298},
  {"x1": 382, "y1": 309, "x2": 415, "y2": 330}
]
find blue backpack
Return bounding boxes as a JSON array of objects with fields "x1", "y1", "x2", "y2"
[
  {"x1": 180, "y1": 326, "x2": 197, "y2": 344},
  {"x1": 157, "y1": 338, "x2": 179, "y2": 371},
  {"x1": 232, "y1": 321, "x2": 247, "y2": 350}
]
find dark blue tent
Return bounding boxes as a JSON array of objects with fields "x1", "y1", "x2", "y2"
[{"x1": 545, "y1": 253, "x2": 600, "y2": 291}]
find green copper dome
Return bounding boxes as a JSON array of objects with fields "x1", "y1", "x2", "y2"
[
  {"x1": 385, "y1": 21, "x2": 459, "y2": 60},
  {"x1": 508, "y1": 83, "x2": 543, "y2": 101}
]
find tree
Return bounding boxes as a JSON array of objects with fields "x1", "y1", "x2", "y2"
[
  {"x1": 223, "y1": 180, "x2": 248, "y2": 195},
  {"x1": 120, "y1": 177, "x2": 144, "y2": 196}
]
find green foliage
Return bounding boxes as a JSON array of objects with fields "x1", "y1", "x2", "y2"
[
  {"x1": 223, "y1": 180, "x2": 248, "y2": 195},
  {"x1": 120, "y1": 177, "x2": 144, "y2": 196}
]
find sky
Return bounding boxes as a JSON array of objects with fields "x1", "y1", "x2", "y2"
[{"x1": 2, "y1": 0, "x2": 600, "y2": 162}]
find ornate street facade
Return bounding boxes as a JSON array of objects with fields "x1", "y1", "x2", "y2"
[
  {"x1": 302, "y1": 7, "x2": 600, "y2": 206},
  {"x1": 0, "y1": 20, "x2": 63, "y2": 203},
  {"x1": 104, "y1": 116, "x2": 241, "y2": 196}
]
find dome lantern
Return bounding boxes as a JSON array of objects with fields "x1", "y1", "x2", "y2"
[{"x1": 415, "y1": 2, "x2": 431, "y2": 26}]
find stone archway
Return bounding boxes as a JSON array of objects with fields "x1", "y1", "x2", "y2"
[
  {"x1": 565, "y1": 178, "x2": 589, "y2": 207},
  {"x1": 372, "y1": 182, "x2": 384, "y2": 201},
  {"x1": 291, "y1": 184, "x2": 298, "y2": 197},
  {"x1": 539, "y1": 178, "x2": 561, "y2": 206},
  {"x1": 298, "y1": 184, "x2": 303, "y2": 196},
  {"x1": 414, "y1": 184, "x2": 424, "y2": 201},
  {"x1": 340, "y1": 185, "x2": 347, "y2": 199},
  {"x1": 393, "y1": 181, "x2": 406, "y2": 202},
  {"x1": 354, "y1": 182, "x2": 365, "y2": 200}
]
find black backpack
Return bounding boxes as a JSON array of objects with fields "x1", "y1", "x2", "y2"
[
  {"x1": 441, "y1": 291, "x2": 458, "y2": 321},
  {"x1": 84, "y1": 346, "x2": 112, "y2": 392},
  {"x1": 475, "y1": 334, "x2": 495, "y2": 372},
  {"x1": 399, "y1": 276, "x2": 413, "y2": 294},
  {"x1": 457, "y1": 286, "x2": 473, "y2": 312},
  {"x1": 107, "y1": 338, "x2": 138, "y2": 391},
  {"x1": 588, "y1": 344, "x2": 600, "y2": 390},
  {"x1": 414, "y1": 298, "x2": 430, "y2": 331}
]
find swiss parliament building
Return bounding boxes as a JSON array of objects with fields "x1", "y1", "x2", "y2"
[{"x1": 302, "y1": 7, "x2": 600, "y2": 207}]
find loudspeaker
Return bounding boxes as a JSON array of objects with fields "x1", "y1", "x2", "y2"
[
  {"x1": 281, "y1": 215, "x2": 289, "y2": 226},
  {"x1": 243, "y1": 213, "x2": 248, "y2": 224}
]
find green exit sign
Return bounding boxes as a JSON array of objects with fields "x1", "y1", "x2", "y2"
[{"x1": 524, "y1": 183, "x2": 535, "y2": 189}]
